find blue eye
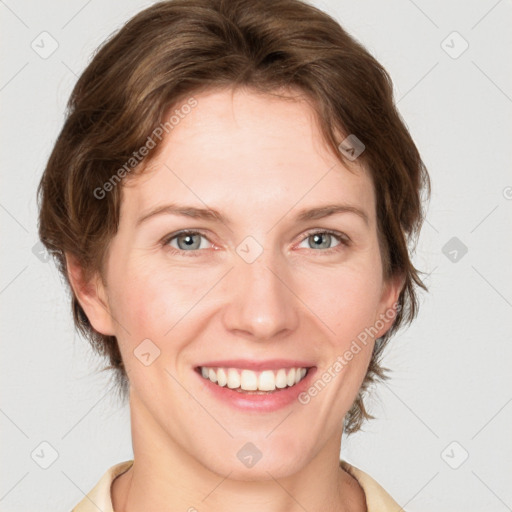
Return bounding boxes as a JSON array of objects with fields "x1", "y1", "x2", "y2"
[
  {"x1": 299, "y1": 230, "x2": 348, "y2": 251},
  {"x1": 164, "y1": 230, "x2": 211, "y2": 252},
  {"x1": 162, "y1": 229, "x2": 350, "y2": 256}
]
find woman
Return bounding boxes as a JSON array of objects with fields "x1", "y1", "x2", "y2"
[{"x1": 37, "y1": 0, "x2": 430, "y2": 510}]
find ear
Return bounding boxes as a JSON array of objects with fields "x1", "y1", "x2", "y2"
[
  {"x1": 65, "y1": 252, "x2": 116, "y2": 336},
  {"x1": 373, "y1": 272, "x2": 405, "y2": 339}
]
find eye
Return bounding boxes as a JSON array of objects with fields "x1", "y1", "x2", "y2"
[
  {"x1": 162, "y1": 228, "x2": 350, "y2": 256},
  {"x1": 297, "y1": 229, "x2": 350, "y2": 253},
  {"x1": 163, "y1": 230, "x2": 212, "y2": 254}
]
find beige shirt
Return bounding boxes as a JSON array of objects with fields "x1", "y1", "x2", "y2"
[{"x1": 71, "y1": 459, "x2": 403, "y2": 511}]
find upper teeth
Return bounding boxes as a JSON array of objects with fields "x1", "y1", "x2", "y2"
[{"x1": 200, "y1": 366, "x2": 308, "y2": 391}]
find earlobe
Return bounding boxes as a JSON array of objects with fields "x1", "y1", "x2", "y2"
[
  {"x1": 374, "y1": 273, "x2": 404, "y2": 339},
  {"x1": 65, "y1": 252, "x2": 116, "y2": 336}
]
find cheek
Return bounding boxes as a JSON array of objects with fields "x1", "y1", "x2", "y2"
[
  {"x1": 107, "y1": 263, "x2": 171, "y2": 341},
  {"x1": 303, "y1": 264, "x2": 383, "y2": 397},
  {"x1": 107, "y1": 269, "x2": 191, "y2": 394},
  {"x1": 312, "y1": 267, "x2": 383, "y2": 342},
  {"x1": 108, "y1": 258, "x2": 207, "y2": 350}
]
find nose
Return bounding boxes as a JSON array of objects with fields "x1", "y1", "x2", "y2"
[{"x1": 220, "y1": 248, "x2": 299, "y2": 341}]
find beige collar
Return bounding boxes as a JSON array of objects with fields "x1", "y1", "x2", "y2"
[{"x1": 72, "y1": 459, "x2": 403, "y2": 512}]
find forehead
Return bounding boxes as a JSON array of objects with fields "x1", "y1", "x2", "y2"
[{"x1": 121, "y1": 87, "x2": 375, "y2": 224}]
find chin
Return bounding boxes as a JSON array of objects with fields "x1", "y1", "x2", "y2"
[{"x1": 194, "y1": 434, "x2": 314, "y2": 481}]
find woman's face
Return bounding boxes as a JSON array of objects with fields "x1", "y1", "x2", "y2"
[{"x1": 83, "y1": 87, "x2": 401, "y2": 478}]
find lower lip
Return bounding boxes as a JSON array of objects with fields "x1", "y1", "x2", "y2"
[{"x1": 194, "y1": 367, "x2": 317, "y2": 412}]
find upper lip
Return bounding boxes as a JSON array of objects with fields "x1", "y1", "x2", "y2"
[{"x1": 196, "y1": 359, "x2": 316, "y2": 371}]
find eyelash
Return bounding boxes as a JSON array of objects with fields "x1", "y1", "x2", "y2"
[{"x1": 161, "y1": 229, "x2": 351, "y2": 256}]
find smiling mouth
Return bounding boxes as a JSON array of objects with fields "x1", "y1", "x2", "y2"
[{"x1": 196, "y1": 366, "x2": 312, "y2": 393}]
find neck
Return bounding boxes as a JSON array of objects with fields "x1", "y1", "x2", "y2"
[{"x1": 112, "y1": 391, "x2": 366, "y2": 512}]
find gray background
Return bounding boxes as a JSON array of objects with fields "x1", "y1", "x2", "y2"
[{"x1": 1, "y1": 0, "x2": 511, "y2": 510}]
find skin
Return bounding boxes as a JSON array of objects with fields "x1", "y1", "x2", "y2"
[{"x1": 67, "y1": 86, "x2": 403, "y2": 512}]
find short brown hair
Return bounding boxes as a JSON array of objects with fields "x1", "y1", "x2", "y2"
[{"x1": 37, "y1": 0, "x2": 430, "y2": 433}]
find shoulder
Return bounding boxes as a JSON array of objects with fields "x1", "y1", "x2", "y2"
[
  {"x1": 71, "y1": 460, "x2": 134, "y2": 512},
  {"x1": 340, "y1": 459, "x2": 404, "y2": 512}
]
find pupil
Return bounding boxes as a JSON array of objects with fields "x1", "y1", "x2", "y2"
[
  {"x1": 179, "y1": 234, "x2": 198, "y2": 249},
  {"x1": 312, "y1": 233, "x2": 329, "y2": 249}
]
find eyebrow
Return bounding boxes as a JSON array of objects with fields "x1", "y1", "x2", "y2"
[{"x1": 136, "y1": 202, "x2": 369, "y2": 227}]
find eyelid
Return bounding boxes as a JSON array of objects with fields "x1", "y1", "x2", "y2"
[
  {"x1": 298, "y1": 228, "x2": 352, "y2": 253},
  {"x1": 162, "y1": 228, "x2": 351, "y2": 255},
  {"x1": 161, "y1": 229, "x2": 215, "y2": 254}
]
